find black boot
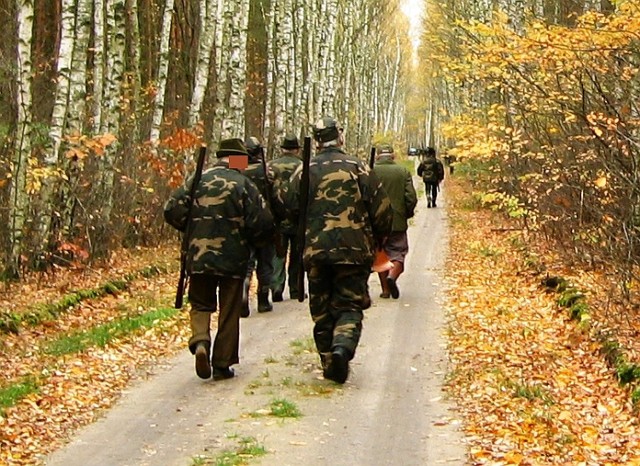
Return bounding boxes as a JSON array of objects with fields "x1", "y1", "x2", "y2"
[
  {"x1": 241, "y1": 278, "x2": 251, "y2": 317},
  {"x1": 257, "y1": 286, "x2": 273, "y2": 313}
]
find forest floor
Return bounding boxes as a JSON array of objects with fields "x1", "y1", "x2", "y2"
[{"x1": 1, "y1": 176, "x2": 640, "y2": 464}]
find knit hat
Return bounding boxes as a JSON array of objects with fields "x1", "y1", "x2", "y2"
[
  {"x1": 280, "y1": 133, "x2": 300, "y2": 150},
  {"x1": 216, "y1": 138, "x2": 249, "y2": 158}
]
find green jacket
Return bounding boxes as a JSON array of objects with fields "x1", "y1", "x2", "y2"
[
  {"x1": 284, "y1": 147, "x2": 393, "y2": 267},
  {"x1": 164, "y1": 159, "x2": 275, "y2": 278},
  {"x1": 373, "y1": 158, "x2": 417, "y2": 232}
]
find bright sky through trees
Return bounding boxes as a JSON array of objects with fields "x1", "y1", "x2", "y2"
[{"x1": 401, "y1": 0, "x2": 424, "y2": 65}]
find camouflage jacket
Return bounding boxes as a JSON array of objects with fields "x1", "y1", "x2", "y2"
[
  {"x1": 373, "y1": 158, "x2": 417, "y2": 232},
  {"x1": 164, "y1": 159, "x2": 275, "y2": 278},
  {"x1": 268, "y1": 153, "x2": 302, "y2": 235},
  {"x1": 284, "y1": 147, "x2": 393, "y2": 267}
]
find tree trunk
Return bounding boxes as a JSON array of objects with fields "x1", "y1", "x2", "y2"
[
  {"x1": 149, "y1": 0, "x2": 175, "y2": 144},
  {"x1": 8, "y1": 0, "x2": 35, "y2": 277}
]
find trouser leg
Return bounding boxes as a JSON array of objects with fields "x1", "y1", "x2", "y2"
[
  {"x1": 187, "y1": 274, "x2": 218, "y2": 353},
  {"x1": 212, "y1": 277, "x2": 243, "y2": 368}
]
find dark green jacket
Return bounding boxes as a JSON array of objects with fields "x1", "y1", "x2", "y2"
[
  {"x1": 373, "y1": 157, "x2": 417, "y2": 232},
  {"x1": 164, "y1": 159, "x2": 275, "y2": 278},
  {"x1": 284, "y1": 147, "x2": 393, "y2": 267}
]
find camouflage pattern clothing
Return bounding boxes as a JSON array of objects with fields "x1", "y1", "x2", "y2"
[
  {"x1": 269, "y1": 152, "x2": 303, "y2": 299},
  {"x1": 284, "y1": 146, "x2": 393, "y2": 370},
  {"x1": 164, "y1": 158, "x2": 275, "y2": 370},
  {"x1": 164, "y1": 159, "x2": 275, "y2": 278},
  {"x1": 243, "y1": 158, "x2": 281, "y2": 312}
]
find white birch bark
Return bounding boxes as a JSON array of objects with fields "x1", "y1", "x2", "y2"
[
  {"x1": 263, "y1": 0, "x2": 275, "y2": 148},
  {"x1": 33, "y1": 0, "x2": 78, "y2": 251},
  {"x1": 9, "y1": 0, "x2": 35, "y2": 276},
  {"x1": 188, "y1": 0, "x2": 217, "y2": 128},
  {"x1": 273, "y1": 0, "x2": 290, "y2": 140},
  {"x1": 92, "y1": 0, "x2": 105, "y2": 134},
  {"x1": 149, "y1": 0, "x2": 176, "y2": 144},
  {"x1": 48, "y1": 0, "x2": 77, "y2": 168},
  {"x1": 223, "y1": 0, "x2": 250, "y2": 138},
  {"x1": 60, "y1": 0, "x2": 91, "y2": 238},
  {"x1": 98, "y1": 0, "x2": 126, "y2": 228},
  {"x1": 293, "y1": 0, "x2": 306, "y2": 134},
  {"x1": 212, "y1": 1, "x2": 231, "y2": 141},
  {"x1": 383, "y1": 34, "x2": 402, "y2": 133}
]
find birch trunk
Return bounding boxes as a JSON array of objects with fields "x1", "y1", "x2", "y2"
[
  {"x1": 188, "y1": 0, "x2": 217, "y2": 129},
  {"x1": 383, "y1": 35, "x2": 402, "y2": 133},
  {"x1": 95, "y1": 0, "x2": 125, "y2": 248},
  {"x1": 59, "y1": 0, "x2": 92, "y2": 239},
  {"x1": 263, "y1": 0, "x2": 275, "y2": 147},
  {"x1": 8, "y1": 0, "x2": 35, "y2": 276},
  {"x1": 149, "y1": 0, "x2": 175, "y2": 144},
  {"x1": 223, "y1": 0, "x2": 249, "y2": 138},
  {"x1": 212, "y1": 0, "x2": 231, "y2": 141},
  {"x1": 92, "y1": 0, "x2": 105, "y2": 134},
  {"x1": 34, "y1": 0, "x2": 78, "y2": 252}
]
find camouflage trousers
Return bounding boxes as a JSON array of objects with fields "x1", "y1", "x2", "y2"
[
  {"x1": 307, "y1": 264, "x2": 370, "y2": 368},
  {"x1": 188, "y1": 273, "x2": 243, "y2": 369}
]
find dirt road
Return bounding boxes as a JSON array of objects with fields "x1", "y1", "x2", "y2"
[{"x1": 46, "y1": 183, "x2": 468, "y2": 466}]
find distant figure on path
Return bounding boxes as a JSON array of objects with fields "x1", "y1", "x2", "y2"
[{"x1": 417, "y1": 147, "x2": 445, "y2": 208}]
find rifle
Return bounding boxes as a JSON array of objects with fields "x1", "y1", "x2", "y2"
[
  {"x1": 296, "y1": 136, "x2": 312, "y2": 303},
  {"x1": 259, "y1": 145, "x2": 286, "y2": 257},
  {"x1": 174, "y1": 145, "x2": 208, "y2": 309},
  {"x1": 369, "y1": 146, "x2": 376, "y2": 169}
]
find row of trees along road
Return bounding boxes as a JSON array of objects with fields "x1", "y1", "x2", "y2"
[
  {"x1": 419, "y1": 0, "x2": 640, "y2": 301},
  {"x1": 0, "y1": 0, "x2": 414, "y2": 279},
  {"x1": 5, "y1": 0, "x2": 638, "y2": 294}
]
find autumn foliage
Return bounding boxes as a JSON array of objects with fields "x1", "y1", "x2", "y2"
[{"x1": 423, "y1": 1, "x2": 640, "y2": 298}]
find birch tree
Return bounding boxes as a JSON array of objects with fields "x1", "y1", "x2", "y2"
[
  {"x1": 188, "y1": 0, "x2": 217, "y2": 129},
  {"x1": 94, "y1": 0, "x2": 125, "y2": 252},
  {"x1": 7, "y1": 0, "x2": 35, "y2": 277},
  {"x1": 34, "y1": 0, "x2": 78, "y2": 253},
  {"x1": 149, "y1": 0, "x2": 175, "y2": 145}
]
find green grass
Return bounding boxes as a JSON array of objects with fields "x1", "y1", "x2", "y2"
[
  {"x1": 268, "y1": 398, "x2": 302, "y2": 418},
  {"x1": 289, "y1": 337, "x2": 315, "y2": 355},
  {"x1": 44, "y1": 307, "x2": 179, "y2": 356},
  {"x1": 0, "y1": 264, "x2": 166, "y2": 334},
  {"x1": 0, "y1": 377, "x2": 39, "y2": 413},
  {"x1": 503, "y1": 379, "x2": 554, "y2": 405},
  {"x1": 192, "y1": 436, "x2": 266, "y2": 466}
]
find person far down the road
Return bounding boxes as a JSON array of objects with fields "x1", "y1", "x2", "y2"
[{"x1": 282, "y1": 116, "x2": 393, "y2": 384}]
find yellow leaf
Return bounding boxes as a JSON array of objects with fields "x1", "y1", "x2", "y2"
[
  {"x1": 594, "y1": 176, "x2": 607, "y2": 188},
  {"x1": 504, "y1": 451, "x2": 525, "y2": 464}
]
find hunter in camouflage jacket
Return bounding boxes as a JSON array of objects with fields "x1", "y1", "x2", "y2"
[
  {"x1": 164, "y1": 159, "x2": 275, "y2": 279},
  {"x1": 269, "y1": 151, "x2": 302, "y2": 236},
  {"x1": 284, "y1": 146, "x2": 393, "y2": 268}
]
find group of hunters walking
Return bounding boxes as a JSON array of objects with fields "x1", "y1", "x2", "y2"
[{"x1": 163, "y1": 117, "x2": 447, "y2": 384}]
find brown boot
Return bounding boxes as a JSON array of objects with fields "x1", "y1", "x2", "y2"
[{"x1": 194, "y1": 342, "x2": 211, "y2": 379}]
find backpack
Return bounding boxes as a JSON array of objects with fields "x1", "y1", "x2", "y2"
[{"x1": 420, "y1": 159, "x2": 438, "y2": 183}]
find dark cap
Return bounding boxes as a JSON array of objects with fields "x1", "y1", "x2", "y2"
[
  {"x1": 216, "y1": 138, "x2": 249, "y2": 158},
  {"x1": 244, "y1": 136, "x2": 264, "y2": 158},
  {"x1": 312, "y1": 116, "x2": 342, "y2": 143},
  {"x1": 280, "y1": 133, "x2": 300, "y2": 150}
]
